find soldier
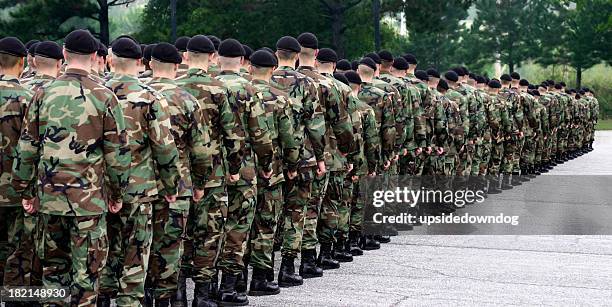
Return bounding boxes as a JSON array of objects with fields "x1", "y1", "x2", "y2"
[
  {"x1": 175, "y1": 35, "x2": 240, "y2": 306},
  {"x1": 11, "y1": 29, "x2": 129, "y2": 306},
  {"x1": 23, "y1": 41, "x2": 63, "y2": 91},
  {"x1": 98, "y1": 38, "x2": 181, "y2": 307},
  {"x1": 518, "y1": 79, "x2": 539, "y2": 177},
  {"x1": 443, "y1": 71, "x2": 469, "y2": 183},
  {"x1": 174, "y1": 36, "x2": 191, "y2": 78},
  {"x1": 145, "y1": 42, "x2": 210, "y2": 306},
  {"x1": 437, "y1": 79, "x2": 463, "y2": 184},
  {"x1": 499, "y1": 74, "x2": 523, "y2": 187},
  {"x1": 246, "y1": 49, "x2": 300, "y2": 296},
  {"x1": 214, "y1": 38, "x2": 274, "y2": 306},
  {"x1": 0, "y1": 37, "x2": 35, "y2": 289},
  {"x1": 296, "y1": 33, "x2": 354, "y2": 272},
  {"x1": 269, "y1": 36, "x2": 325, "y2": 288},
  {"x1": 474, "y1": 76, "x2": 493, "y2": 178}
]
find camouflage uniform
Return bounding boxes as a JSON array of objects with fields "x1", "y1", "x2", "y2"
[
  {"x1": 499, "y1": 88, "x2": 523, "y2": 175},
  {"x1": 11, "y1": 68, "x2": 129, "y2": 306},
  {"x1": 484, "y1": 92, "x2": 507, "y2": 176},
  {"x1": 460, "y1": 84, "x2": 486, "y2": 177},
  {"x1": 445, "y1": 88, "x2": 469, "y2": 176},
  {"x1": 247, "y1": 78, "x2": 299, "y2": 271},
  {"x1": 521, "y1": 91, "x2": 538, "y2": 171},
  {"x1": 146, "y1": 77, "x2": 210, "y2": 300},
  {"x1": 477, "y1": 89, "x2": 492, "y2": 175},
  {"x1": 100, "y1": 74, "x2": 181, "y2": 306},
  {"x1": 23, "y1": 74, "x2": 55, "y2": 92},
  {"x1": 440, "y1": 92, "x2": 464, "y2": 177},
  {"x1": 270, "y1": 66, "x2": 325, "y2": 259},
  {"x1": 214, "y1": 70, "x2": 274, "y2": 275},
  {"x1": 0, "y1": 75, "x2": 37, "y2": 287},
  {"x1": 400, "y1": 76, "x2": 427, "y2": 176}
]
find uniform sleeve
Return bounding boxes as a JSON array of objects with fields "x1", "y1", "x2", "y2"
[
  {"x1": 218, "y1": 91, "x2": 245, "y2": 176},
  {"x1": 276, "y1": 96, "x2": 300, "y2": 172},
  {"x1": 148, "y1": 96, "x2": 180, "y2": 195},
  {"x1": 380, "y1": 94, "x2": 397, "y2": 162},
  {"x1": 326, "y1": 85, "x2": 354, "y2": 155},
  {"x1": 412, "y1": 89, "x2": 427, "y2": 149},
  {"x1": 303, "y1": 82, "x2": 326, "y2": 162},
  {"x1": 103, "y1": 95, "x2": 130, "y2": 202},
  {"x1": 363, "y1": 108, "x2": 380, "y2": 174},
  {"x1": 247, "y1": 91, "x2": 274, "y2": 173},
  {"x1": 186, "y1": 96, "x2": 212, "y2": 190},
  {"x1": 11, "y1": 91, "x2": 38, "y2": 199}
]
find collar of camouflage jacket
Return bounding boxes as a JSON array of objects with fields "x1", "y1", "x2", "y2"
[
  {"x1": 65, "y1": 68, "x2": 91, "y2": 76},
  {"x1": 0, "y1": 74, "x2": 20, "y2": 83}
]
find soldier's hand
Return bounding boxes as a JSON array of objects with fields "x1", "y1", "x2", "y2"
[
  {"x1": 193, "y1": 190, "x2": 205, "y2": 202},
  {"x1": 426, "y1": 147, "x2": 432, "y2": 155},
  {"x1": 109, "y1": 200, "x2": 123, "y2": 214},
  {"x1": 287, "y1": 170, "x2": 298, "y2": 180},
  {"x1": 260, "y1": 169, "x2": 273, "y2": 179},
  {"x1": 436, "y1": 147, "x2": 445, "y2": 156},
  {"x1": 351, "y1": 175, "x2": 359, "y2": 182},
  {"x1": 416, "y1": 148, "x2": 423, "y2": 156},
  {"x1": 402, "y1": 148, "x2": 408, "y2": 156},
  {"x1": 346, "y1": 163, "x2": 354, "y2": 173},
  {"x1": 229, "y1": 174, "x2": 240, "y2": 183},
  {"x1": 165, "y1": 194, "x2": 177, "y2": 203},
  {"x1": 316, "y1": 161, "x2": 326, "y2": 177},
  {"x1": 368, "y1": 172, "x2": 377, "y2": 177},
  {"x1": 383, "y1": 160, "x2": 391, "y2": 170},
  {"x1": 22, "y1": 198, "x2": 37, "y2": 214},
  {"x1": 393, "y1": 154, "x2": 399, "y2": 162}
]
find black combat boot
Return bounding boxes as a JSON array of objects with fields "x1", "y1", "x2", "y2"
[
  {"x1": 373, "y1": 235, "x2": 391, "y2": 243},
  {"x1": 348, "y1": 231, "x2": 363, "y2": 256},
  {"x1": 171, "y1": 271, "x2": 188, "y2": 307},
  {"x1": 155, "y1": 298, "x2": 170, "y2": 307},
  {"x1": 209, "y1": 270, "x2": 219, "y2": 300},
  {"x1": 360, "y1": 235, "x2": 381, "y2": 250},
  {"x1": 192, "y1": 282, "x2": 217, "y2": 307},
  {"x1": 317, "y1": 244, "x2": 340, "y2": 269},
  {"x1": 487, "y1": 175, "x2": 502, "y2": 194},
  {"x1": 248, "y1": 267, "x2": 281, "y2": 296},
  {"x1": 333, "y1": 238, "x2": 353, "y2": 262},
  {"x1": 501, "y1": 174, "x2": 513, "y2": 190},
  {"x1": 217, "y1": 273, "x2": 248, "y2": 306},
  {"x1": 299, "y1": 249, "x2": 323, "y2": 278},
  {"x1": 96, "y1": 293, "x2": 112, "y2": 307},
  {"x1": 511, "y1": 172, "x2": 522, "y2": 186},
  {"x1": 278, "y1": 256, "x2": 303, "y2": 287},
  {"x1": 234, "y1": 267, "x2": 248, "y2": 296},
  {"x1": 266, "y1": 252, "x2": 275, "y2": 282},
  {"x1": 533, "y1": 165, "x2": 541, "y2": 176},
  {"x1": 144, "y1": 287, "x2": 154, "y2": 307}
]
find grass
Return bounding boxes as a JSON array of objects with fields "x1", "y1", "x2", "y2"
[{"x1": 596, "y1": 119, "x2": 612, "y2": 130}]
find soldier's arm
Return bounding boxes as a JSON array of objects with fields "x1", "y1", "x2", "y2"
[
  {"x1": 514, "y1": 95, "x2": 524, "y2": 130},
  {"x1": 148, "y1": 96, "x2": 180, "y2": 195},
  {"x1": 303, "y1": 83, "x2": 326, "y2": 162},
  {"x1": 248, "y1": 92, "x2": 274, "y2": 172},
  {"x1": 11, "y1": 91, "x2": 38, "y2": 198},
  {"x1": 381, "y1": 94, "x2": 397, "y2": 162},
  {"x1": 412, "y1": 91, "x2": 427, "y2": 149},
  {"x1": 185, "y1": 96, "x2": 213, "y2": 189},
  {"x1": 390, "y1": 88, "x2": 407, "y2": 153},
  {"x1": 276, "y1": 97, "x2": 300, "y2": 172},
  {"x1": 218, "y1": 91, "x2": 245, "y2": 176},
  {"x1": 460, "y1": 96, "x2": 471, "y2": 139},
  {"x1": 103, "y1": 95, "x2": 130, "y2": 202},
  {"x1": 326, "y1": 85, "x2": 354, "y2": 155},
  {"x1": 363, "y1": 108, "x2": 380, "y2": 174}
]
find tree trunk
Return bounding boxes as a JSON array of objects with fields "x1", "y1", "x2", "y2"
[
  {"x1": 508, "y1": 60, "x2": 514, "y2": 73},
  {"x1": 170, "y1": 0, "x2": 177, "y2": 42},
  {"x1": 576, "y1": 66, "x2": 582, "y2": 89},
  {"x1": 99, "y1": 0, "x2": 109, "y2": 45},
  {"x1": 372, "y1": 0, "x2": 381, "y2": 51},
  {"x1": 330, "y1": 10, "x2": 345, "y2": 58}
]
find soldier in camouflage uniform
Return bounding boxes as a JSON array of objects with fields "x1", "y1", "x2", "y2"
[
  {"x1": 518, "y1": 80, "x2": 538, "y2": 177},
  {"x1": 145, "y1": 42, "x2": 211, "y2": 306},
  {"x1": 23, "y1": 41, "x2": 63, "y2": 92},
  {"x1": 11, "y1": 30, "x2": 130, "y2": 306},
  {"x1": 270, "y1": 36, "x2": 325, "y2": 288},
  {"x1": 443, "y1": 72, "x2": 469, "y2": 184},
  {"x1": 532, "y1": 87, "x2": 549, "y2": 174},
  {"x1": 0, "y1": 37, "x2": 37, "y2": 289},
  {"x1": 474, "y1": 76, "x2": 492, "y2": 177},
  {"x1": 206, "y1": 35, "x2": 221, "y2": 78},
  {"x1": 214, "y1": 39, "x2": 274, "y2": 306},
  {"x1": 245, "y1": 49, "x2": 300, "y2": 296},
  {"x1": 174, "y1": 36, "x2": 190, "y2": 79},
  {"x1": 98, "y1": 38, "x2": 181, "y2": 307},
  {"x1": 485, "y1": 79, "x2": 512, "y2": 190},
  {"x1": 499, "y1": 75, "x2": 523, "y2": 187}
]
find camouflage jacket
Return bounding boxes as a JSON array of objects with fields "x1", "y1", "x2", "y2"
[
  {"x1": 270, "y1": 66, "x2": 325, "y2": 168},
  {"x1": 176, "y1": 63, "x2": 189, "y2": 79},
  {"x1": 372, "y1": 77, "x2": 401, "y2": 154},
  {"x1": 445, "y1": 89, "x2": 469, "y2": 145},
  {"x1": 24, "y1": 74, "x2": 55, "y2": 93},
  {"x1": 216, "y1": 71, "x2": 274, "y2": 187},
  {"x1": 106, "y1": 74, "x2": 181, "y2": 203},
  {"x1": 148, "y1": 77, "x2": 210, "y2": 204},
  {"x1": 520, "y1": 91, "x2": 537, "y2": 137},
  {"x1": 379, "y1": 72, "x2": 416, "y2": 152},
  {"x1": 350, "y1": 94, "x2": 379, "y2": 176},
  {"x1": 441, "y1": 92, "x2": 464, "y2": 156},
  {"x1": 12, "y1": 68, "x2": 129, "y2": 216},
  {"x1": 176, "y1": 68, "x2": 241, "y2": 189},
  {"x1": 459, "y1": 84, "x2": 486, "y2": 141},
  {"x1": 297, "y1": 67, "x2": 353, "y2": 172},
  {"x1": 499, "y1": 88, "x2": 523, "y2": 138},
  {"x1": 251, "y1": 78, "x2": 300, "y2": 187},
  {"x1": 0, "y1": 76, "x2": 32, "y2": 207},
  {"x1": 358, "y1": 81, "x2": 396, "y2": 165},
  {"x1": 401, "y1": 76, "x2": 426, "y2": 150}
]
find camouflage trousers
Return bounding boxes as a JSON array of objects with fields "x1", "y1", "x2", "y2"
[
  {"x1": 316, "y1": 172, "x2": 341, "y2": 246},
  {"x1": 456, "y1": 145, "x2": 473, "y2": 176},
  {"x1": 188, "y1": 186, "x2": 227, "y2": 284},
  {"x1": 39, "y1": 213, "x2": 108, "y2": 306},
  {"x1": 337, "y1": 177, "x2": 354, "y2": 242},
  {"x1": 349, "y1": 179, "x2": 365, "y2": 233},
  {"x1": 549, "y1": 129, "x2": 558, "y2": 158},
  {"x1": 521, "y1": 134, "x2": 536, "y2": 167},
  {"x1": 248, "y1": 184, "x2": 283, "y2": 270},
  {"x1": 100, "y1": 202, "x2": 153, "y2": 306},
  {"x1": 302, "y1": 172, "x2": 329, "y2": 250},
  {"x1": 1, "y1": 206, "x2": 41, "y2": 287},
  {"x1": 557, "y1": 127, "x2": 568, "y2": 155},
  {"x1": 146, "y1": 199, "x2": 188, "y2": 299},
  {"x1": 217, "y1": 185, "x2": 256, "y2": 274},
  {"x1": 477, "y1": 140, "x2": 492, "y2": 176},
  {"x1": 489, "y1": 141, "x2": 503, "y2": 176},
  {"x1": 501, "y1": 139, "x2": 516, "y2": 174},
  {"x1": 280, "y1": 167, "x2": 314, "y2": 258},
  {"x1": 513, "y1": 136, "x2": 525, "y2": 170}
]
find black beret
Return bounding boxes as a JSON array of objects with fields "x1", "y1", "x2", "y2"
[
  {"x1": 260, "y1": 47, "x2": 275, "y2": 54},
  {"x1": 569, "y1": 88, "x2": 576, "y2": 93},
  {"x1": 97, "y1": 41, "x2": 108, "y2": 57},
  {"x1": 476, "y1": 76, "x2": 486, "y2": 84},
  {"x1": 140, "y1": 44, "x2": 147, "y2": 53},
  {"x1": 336, "y1": 59, "x2": 351, "y2": 71},
  {"x1": 187, "y1": 35, "x2": 215, "y2": 54},
  {"x1": 538, "y1": 84, "x2": 547, "y2": 90},
  {"x1": 152, "y1": 42, "x2": 182, "y2": 64},
  {"x1": 218, "y1": 39, "x2": 245, "y2": 58},
  {"x1": 25, "y1": 40, "x2": 40, "y2": 50},
  {"x1": 437, "y1": 79, "x2": 449, "y2": 91},
  {"x1": 365, "y1": 52, "x2": 381, "y2": 64},
  {"x1": 143, "y1": 44, "x2": 156, "y2": 61},
  {"x1": 345, "y1": 70, "x2": 362, "y2": 85},
  {"x1": 351, "y1": 60, "x2": 359, "y2": 71},
  {"x1": 402, "y1": 53, "x2": 418, "y2": 65},
  {"x1": 452, "y1": 67, "x2": 465, "y2": 77},
  {"x1": 250, "y1": 49, "x2": 277, "y2": 68},
  {"x1": 426, "y1": 68, "x2": 440, "y2": 78},
  {"x1": 415, "y1": 70, "x2": 429, "y2": 81},
  {"x1": 546, "y1": 79, "x2": 555, "y2": 86},
  {"x1": 359, "y1": 57, "x2": 377, "y2": 71},
  {"x1": 554, "y1": 83, "x2": 562, "y2": 90},
  {"x1": 111, "y1": 37, "x2": 142, "y2": 59},
  {"x1": 114, "y1": 35, "x2": 139, "y2": 44},
  {"x1": 488, "y1": 79, "x2": 502, "y2": 88},
  {"x1": 276, "y1": 36, "x2": 301, "y2": 53},
  {"x1": 0, "y1": 37, "x2": 27, "y2": 57},
  {"x1": 500, "y1": 74, "x2": 512, "y2": 82},
  {"x1": 392, "y1": 57, "x2": 408, "y2": 70},
  {"x1": 316, "y1": 48, "x2": 337, "y2": 63},
  {"x1": 510, "y1": 72, "x2": 521, "y2": 80},
  {"x1": 468, "y1": 73, "x2": 475, "y2": 79},
  {"x1": 34, "y1": 41, "x2": 63, "y2": 60},
  {"x1": 444, "y1": 71, "x2": 459, "y2": 82},
  {"x1": 64, "y1": 29, "x2": 98, "y2": 55},
  {"x1": 242, "y1": 44, "x2": 253, "y2": 59},
  {"x1": 532, "y1": 90, "x2": 541, "y2": 96},
  {"x1": 528, "y1": 84, "x2": 536, "y2": 90},
  {"x1": 461, "y1": 66, "x2": 469, "y2": 75},
  {"x1": 519, "y1": 79, "x2": 529, "y2": 86},
  {"x1": 297, "y1": 32, "x2": 318, "y2": 49},
  {"x1": 27, "y1": 42, "x2": 39, "y2": 55},
  {"x1": 333, "y1": 72, "x2": 350, "y2": 86},
  {"x1": 377, "y1": 50, "x2": 393, "y2": 62},
  {"x1": 584, "y1": 87, "x2": 590, "y2": 92},
  {"x1": 578, "y1": 89, "x2": 585, "y2": 95},
  {"x1": 560, "y1": 81, "x2": 566, "y2": 87},
  {"x1": 207, "y1": 35, "x2": 221, "y2": 51},
  {"x1": 174, "y1": 36, "x2": 190, "y2": 52}
]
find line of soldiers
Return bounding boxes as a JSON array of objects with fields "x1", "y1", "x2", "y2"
[{"x1": 0, "y1": 28, "x2": 599, "y2": 307}]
